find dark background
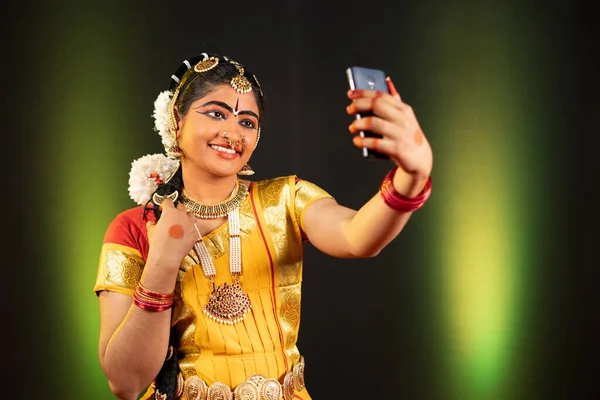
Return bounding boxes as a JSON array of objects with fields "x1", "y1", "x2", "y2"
[{"x1": 3, "y1": 0, "x2": 598, "y2": 398}]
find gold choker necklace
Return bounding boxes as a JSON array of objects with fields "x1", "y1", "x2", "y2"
[{"x1": 181, "y1": 181, "x2": 249, "y2": 219}]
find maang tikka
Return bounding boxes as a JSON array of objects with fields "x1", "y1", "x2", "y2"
[{"x1": 230, "y1": 63, "x2": 253, "y2": 94}]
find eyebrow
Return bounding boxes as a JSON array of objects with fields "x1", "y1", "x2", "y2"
[{"x1": 195, "y1": 101, "x2": 259, "y2": 119}]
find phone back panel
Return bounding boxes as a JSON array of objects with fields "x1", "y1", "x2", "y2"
[
  {"x1": 346, "y1": 66, "x2": 390, "y2": 160},
  {"x1": 347, "y1": 67, "x2": 389, "y2": 93}
]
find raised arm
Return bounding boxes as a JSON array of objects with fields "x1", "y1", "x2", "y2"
[{"x1": 302, "y1": 79, "x2": 433, "y2": 258}]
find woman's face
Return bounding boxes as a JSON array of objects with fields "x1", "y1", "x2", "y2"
[{"x1": 176, "y1": 84, "x2": 260, "y2": 178}]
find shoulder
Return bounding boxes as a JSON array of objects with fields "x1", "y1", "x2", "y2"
[
  {"x1": 250, "y1": 175, "x2": 297, "y2": 187},
  {"x1": 103, "y1": 205, "x2": 155, "y2": 244},
  {"x1": 247, "y1": 175, "x2": 297, "y2": 195},
  {"x1": 248, "y1": 175, "x2": 331, "y2": 197}
]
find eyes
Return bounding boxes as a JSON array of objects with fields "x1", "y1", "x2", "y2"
[{"x1": 202, "y1": 109, "x2": 257, "y2": 130}]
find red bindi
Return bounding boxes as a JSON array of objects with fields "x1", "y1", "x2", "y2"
[
  {"x1": 234, "y1": 98, "x2": 239, "y2": 116},
  {"x1": 168, "y1": 224, "x2": 184, "y2": 239}
]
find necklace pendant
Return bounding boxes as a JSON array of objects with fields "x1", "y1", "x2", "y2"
[{"x1": 203, "y1": 278, "x2": 252, "y2": 325}]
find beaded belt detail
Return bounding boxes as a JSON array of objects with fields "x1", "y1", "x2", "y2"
[{"x1": 182, "y1": 356, "x2": 305, "y2": 400}]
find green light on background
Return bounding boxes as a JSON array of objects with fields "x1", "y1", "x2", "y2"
[
  {"x1": 420, "y1": 4, "x2": 536, "y2": 399},
  {"x1": 36, "y1": 6, "x2": 140, "y2": 397}
]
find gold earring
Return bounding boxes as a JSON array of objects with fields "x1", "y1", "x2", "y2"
[
  {"x1": 167, "y1": 141, "x2": 183, "y2": 159},
  {"x1": 238, "y1": 163, "x2": 255, "y2": 176}
]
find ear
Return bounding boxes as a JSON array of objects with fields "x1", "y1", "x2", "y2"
[{"x1": 173, "y1": 106, "x2": 183, "y2": 138}]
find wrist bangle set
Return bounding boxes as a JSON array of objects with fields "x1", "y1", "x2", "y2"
[
  {"x1": 379, "y1": 167, "x2": 432, "y2": 213},
  {"x1": 132, "y1": 283, "x2": 174, "y2": 312}
]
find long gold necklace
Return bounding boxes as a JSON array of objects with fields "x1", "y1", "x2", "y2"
[
  {"x1": 181, "y1": 180, "x2": 248, "y2": 219},
  {"x1": 193, "y1": 207, "x2": 251, "y2": 325}
]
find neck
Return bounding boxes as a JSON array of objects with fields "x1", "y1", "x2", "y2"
[{"x1": 181, "y1": 162, "x2": 238, "y2": 204}]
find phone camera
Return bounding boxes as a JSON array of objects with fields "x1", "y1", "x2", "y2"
[{"x1": 367, "y1": 76, "x2": 375, "y2": 89}]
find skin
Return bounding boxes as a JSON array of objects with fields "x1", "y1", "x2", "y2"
[{"x1": 98, "y1": 79, "x2": 433, "y2": 399}]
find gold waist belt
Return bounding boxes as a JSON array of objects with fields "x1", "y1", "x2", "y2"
[{"x1": 181, "y1": 356, "x2": 305, "y2": 400}]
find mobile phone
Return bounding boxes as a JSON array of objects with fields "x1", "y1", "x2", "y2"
[{"x1": 346, "y1": 66, "x2": 390, "y2": 160}]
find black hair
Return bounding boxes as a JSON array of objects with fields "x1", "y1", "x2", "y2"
[
  {"x1": 145, "y1": 53, "x2": 265, "y2": 399},
  {"x1": 170, "y1": 53, "x2": 264, "y2": 121}
]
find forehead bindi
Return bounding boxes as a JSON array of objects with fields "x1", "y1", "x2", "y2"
[{"x1": 203, "y1": 86, "x2": 258, "y2": 113}]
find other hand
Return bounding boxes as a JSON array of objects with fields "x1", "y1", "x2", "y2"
[{"x1": 346, "y1": 78, "x2": 433, "y2": 184}]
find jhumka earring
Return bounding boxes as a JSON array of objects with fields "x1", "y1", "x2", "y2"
[
  {"x1": 167, "y1": 141, "x2": 183, "y2": 159},
  {"x1": 238, "y1": 164, "x2": 255, "y2": 176}
]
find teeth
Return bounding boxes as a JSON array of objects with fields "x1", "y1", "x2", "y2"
[{"x1": 211, "y1": 145, "x2": 236, "y2": 154}]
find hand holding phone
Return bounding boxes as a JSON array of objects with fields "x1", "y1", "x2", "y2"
[{"x1": 346, "y1": 66, "x2": 390, "y2": 160}]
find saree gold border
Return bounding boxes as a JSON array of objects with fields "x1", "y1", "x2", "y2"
[
  {"x1": 255, "y1": 176, "x2": 304, "y2": 366},
  {"x1": 95, "y1": 243, "x2": 144, "y2": 294}
]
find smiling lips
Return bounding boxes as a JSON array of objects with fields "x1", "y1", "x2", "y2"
[{"x1": 210, "y1": 144, "x2": 240, "y2": 159}]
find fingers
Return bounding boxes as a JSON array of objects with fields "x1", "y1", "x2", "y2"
[
  {"x1": 352, "y1": 135, "x2": 396, "y2": 156},
  {"x1": 386, "y1": 77, "x2": 402, "y2": 102},
  {"x1": 348, "y1": 116, "x2": 395, "y2": 138},
  {"x1": 347, "y1": 97, "x2": 402, "y2": 124}
]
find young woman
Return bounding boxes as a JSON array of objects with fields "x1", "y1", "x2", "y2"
[{"x1": 94, "y1": 53, "x2": 433, "y2": 400}]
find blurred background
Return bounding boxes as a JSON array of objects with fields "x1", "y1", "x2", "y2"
[{"x1": 3, "y1": 0, "x2": 597, "y2": 398}]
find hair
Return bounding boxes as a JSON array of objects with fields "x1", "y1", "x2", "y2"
[{"x1": 144, "y1": 53, "x2": 265, "y2": 400}]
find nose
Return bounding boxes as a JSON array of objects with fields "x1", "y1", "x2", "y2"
[{"x1": 221, "y1": 129, "x2": 246, "y2": 152}]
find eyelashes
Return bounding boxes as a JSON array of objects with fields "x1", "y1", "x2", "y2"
[{"x1": 200, "y1": 109, "x2": 257, "y2": 130}]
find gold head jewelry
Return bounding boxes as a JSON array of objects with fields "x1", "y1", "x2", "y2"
[
  {"x1": 152, "y1": 190, "x2": 179, "y2": 205},
  {"x1": 252, "y1": 74, "x2": 263, "y2": 97},
  {"x1": 175, "y1": 373, "x2": 184, "y2": 398},
  {"x1": 154, "y1": 389, "x2": 167, "y2": 400},
  {"x1": 194, "y1": 56, "x2": 219, "y2": 73},
  {"x1": 231, "y1": 65, "x2": 253, "y2": 94},
  {"x1": 253, "y1": 126, "x2": 261, "y2": 150},
  {"x1": 168, "y1": 87, "x2": 181, "y2": 139}
]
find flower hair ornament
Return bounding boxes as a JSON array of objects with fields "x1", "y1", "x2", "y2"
[{"x1": 127, "y1": 53, "x2": 262, "y2": 205}]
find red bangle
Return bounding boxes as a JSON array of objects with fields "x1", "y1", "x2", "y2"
[
  {"x1": 379, "y1": 167, "x2": 432, "y2": 213},
  {"x1": 133, "y1": 292, "x2": 173, "y2": 312},
  {"x1": 137, "y1": 283, "x2": 174, "y2": 300},
  {"x1": 132, "y1": 283, "x2": 174, "y2": 312}
]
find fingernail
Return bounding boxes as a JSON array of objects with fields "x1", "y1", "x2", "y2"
[
  {"x1": 386, "y1": 77, "x2": 399, "y2": 97},
  {"x1": 346, "y1": 103, "x2": 357, "y2": 114},
  {"x1": 348, "y1": 123, "x2": 358, "y2": 133},
  {"x1": 353, "y1": 136, "x2": 363, "y2": 146},
  {"x1": 347, "y1": 89, "x2": 362, "y2": 99}
]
